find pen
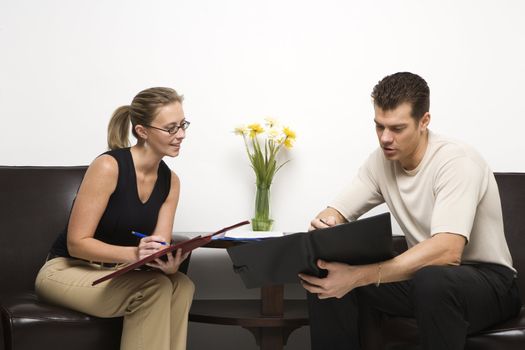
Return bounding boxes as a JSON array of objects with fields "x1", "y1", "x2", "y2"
[
  {"x1": 131, "y1": 231, "x2": 167, "y2": 245},
  {"x1": 320, "y1": 218, "x2": 331, "y2": 226}
]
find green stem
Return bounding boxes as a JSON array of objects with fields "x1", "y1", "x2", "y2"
[{"x1": 254, "y1": 185, "x2": 270, "y2": 220}]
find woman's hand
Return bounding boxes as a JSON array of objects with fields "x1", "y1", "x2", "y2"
[
  {"x1": 137, "y1": 235, "x2": 168, "y2": 260},
  {"x1": 147, "y1": 248, "x2": 190, "y2": 275},
  {"x1": 137, "y1": 235, "x2": 188, "y2": 274}
]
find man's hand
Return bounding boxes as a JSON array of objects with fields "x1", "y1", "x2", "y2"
[
  {"x1": 309, "y1": 215, "x2": 337, "y2": 231},
  {"x1": 299, "y1": 259, "x2": 369, "y2": 299},
  {"x1": 309, "y1": 207, "x2": 347, "y2": 231}
]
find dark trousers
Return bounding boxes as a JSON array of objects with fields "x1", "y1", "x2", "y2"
[{"x1": 307, "y1": 264, "x2": 521, "y2": 350}]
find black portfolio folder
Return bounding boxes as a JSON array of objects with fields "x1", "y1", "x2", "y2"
[{"x1": 226, "y1": 213, "x2": 393, "y2": 288}]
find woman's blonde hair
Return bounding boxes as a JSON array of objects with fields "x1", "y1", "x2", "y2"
[{"x1": 107, "y1": 87, "x2": 184, "y2": 150}]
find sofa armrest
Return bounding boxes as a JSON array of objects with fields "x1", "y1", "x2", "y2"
[{"x1": 0, "y1": 309, "x2": 5, "y2": 350}]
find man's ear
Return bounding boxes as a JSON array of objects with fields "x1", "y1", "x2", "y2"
[
  {"x1": 420, "y1": 112, "x2": 431, "y2": 131},
  {"x1": 135, "y1": 124, "x2": 148, "y2": 139}
]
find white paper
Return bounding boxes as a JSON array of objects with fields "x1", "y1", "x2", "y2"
[{"x1": 224, "y1": 230, "x2": 284, "y2": 239}]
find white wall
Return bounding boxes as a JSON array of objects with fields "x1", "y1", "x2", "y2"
[{"x1": 2, "y1": 1, "x2": 525, "y2": 349}]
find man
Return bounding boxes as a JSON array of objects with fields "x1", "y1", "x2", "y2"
[{"x1": 299, "y1": 72, "x2": 521, "y2": 350}]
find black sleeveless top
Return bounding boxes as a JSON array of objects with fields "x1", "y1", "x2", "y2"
[{"x1": 50, "y1": 148, "x2": 172, "y2": 257}]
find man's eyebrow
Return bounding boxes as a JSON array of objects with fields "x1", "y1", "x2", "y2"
[{"x1": 374, "y1": 120, "x2": 407, "y2": 128}]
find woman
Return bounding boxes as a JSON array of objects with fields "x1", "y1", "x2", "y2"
[{"x1": 35, "y1": 87, "x2": 194, "y2": 350}]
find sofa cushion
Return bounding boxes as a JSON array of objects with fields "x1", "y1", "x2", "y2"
[
  {"x1": 1, "y1": 292, "x2": 122, "y2": 350},
  {"x1": 381, "y1": 307, "x2": 525, "y2": 350}
]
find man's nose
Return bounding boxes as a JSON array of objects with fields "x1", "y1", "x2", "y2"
[{"x1": 380, "y1": 129, "x2": 393, "y2": 144}]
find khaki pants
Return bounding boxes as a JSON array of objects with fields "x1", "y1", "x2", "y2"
[{"x1": 35, "y1": 257, "x2": 194, "y2": 350}]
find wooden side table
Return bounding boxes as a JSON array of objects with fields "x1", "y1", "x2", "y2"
[{"x1": 189, "y1": 239, "x2": 309, "y2": 350}]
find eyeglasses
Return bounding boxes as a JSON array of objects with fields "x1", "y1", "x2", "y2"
[{"x1": 144, "y1": 120, "x2": 191, "y2": 135}]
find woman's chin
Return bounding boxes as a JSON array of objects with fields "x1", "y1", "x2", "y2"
[{"x1": 166, "y1": 148, "x2": 180, "y2": 157}]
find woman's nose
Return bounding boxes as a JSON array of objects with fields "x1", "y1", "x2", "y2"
[{"x1": 175, "y1": 127, "x2": 186, "y2": 139}]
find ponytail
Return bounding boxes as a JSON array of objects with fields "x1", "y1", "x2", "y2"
[{"x1": 107, "y1": 105, "x2": 131, "y2": 150}]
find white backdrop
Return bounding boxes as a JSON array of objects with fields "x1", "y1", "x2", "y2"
[{"x1": 2, "y1": 1, "x2": 525, "y2": 349}]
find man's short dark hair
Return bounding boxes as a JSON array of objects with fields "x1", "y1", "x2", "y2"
[{"x1": 371, "y1": 72, "x2": 430, "y2": 121}]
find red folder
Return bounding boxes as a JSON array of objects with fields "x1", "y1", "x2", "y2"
[{"x1": 92, "y1": 220, "x2": 250, "y2": 286}]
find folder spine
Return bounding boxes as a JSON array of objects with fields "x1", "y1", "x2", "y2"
[{"x1": 303, "y1": 234, "x2": 325, "y2": 278}]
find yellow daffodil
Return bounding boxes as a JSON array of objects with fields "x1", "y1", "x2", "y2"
[
  {"x1": 247, "y1": 123, "x2": 264, "y2": 138},
  {"x1": 234, "y1": 125, "x2": 249, "y2": 136},
  {"x1": 283, "y1": 126, "x2": 296, "y2": 140},
  {"x1": 233, "y1": 125, "x2": 250, "y2": 136}
]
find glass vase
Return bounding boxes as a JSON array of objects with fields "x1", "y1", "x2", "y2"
[{"x1": 252, "y1": 184, "x2": 273, "y2": 231}]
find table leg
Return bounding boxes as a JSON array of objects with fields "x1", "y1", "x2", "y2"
[
  {"x1": 245, "y1": 327, "x2": 283, "y2": 349},
  {"x1": 261, "y1": 285, "x2": 284, "y2": 317},
  {"x1": 259, "y1": 284, "x2": 285, "y2": 350},
  {"x1": 242, "y1": 285, "x2": 305, "y2": 349},
  {"x1": 244, "y1": 326, "x2": 301, "y2": 350}
]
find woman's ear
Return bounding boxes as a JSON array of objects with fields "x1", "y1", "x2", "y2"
[{"x1": 134, "y1": 124, "x2": 148, "y2": 140}]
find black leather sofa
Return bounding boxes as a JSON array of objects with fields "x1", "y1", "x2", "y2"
[
  {"x1": 2, "y1": 166, "x2": 523, "y2": 350},
  {"x1": 0, "y1": 166, "x2": 190, "y2": 350}
]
